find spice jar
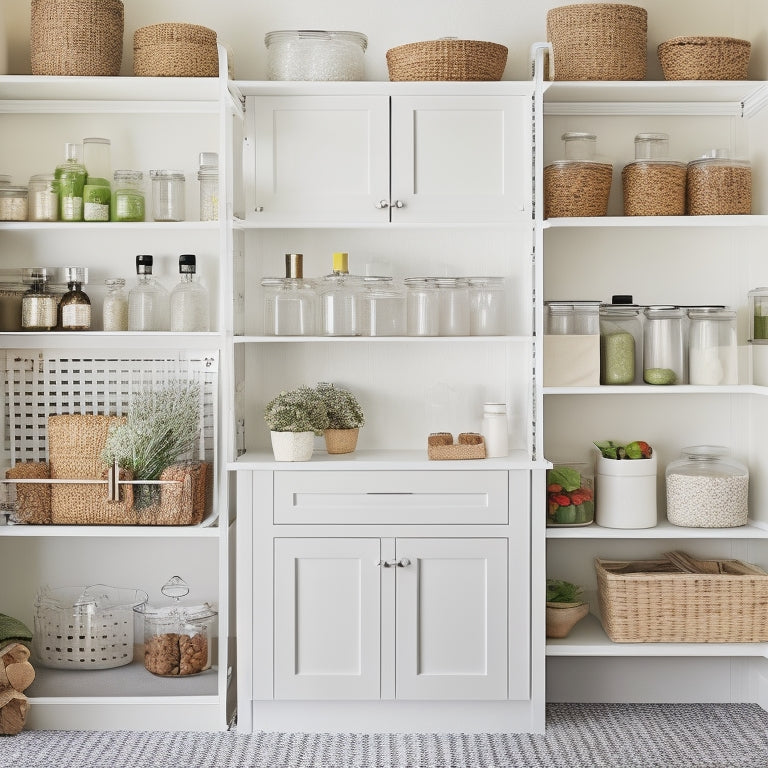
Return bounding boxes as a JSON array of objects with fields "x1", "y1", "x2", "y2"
[
  {"x1": 197, "y1": 152, "x2": 218, "y2": 221},
  {"x1": 468, "y1": 277, "x2": 506, "y2": 335},
  {"x1": 133, "y1": 576, "x2": 217, "y2": 677},
  {"x1": 358, "y1": 276, "x2": 405, "y2": 336},
  {"x1": 0, "y1": 186, "x2": 28, "y2": 221},
  {"x1": 666, "y1": 445, "x2": 748, "y2": 527},
  {"x1": 405, "y1": 277, "x2": 439, "y2": 337},
  {"x1": 687, "y1": 308, "x2": 737, "y2": 385},
  {"x1": 103, "y1": 278, "x2": 129, "y2": 331},
  {"x1": 150, "y1": 170, "x2": 185, "y2": 222},
  {"x1": 687, "y1": 149, "x2": 752, "y2": 215},
  {"x1": 21, "y1": 267, "x2": 58, "y2": 331},
  {"x1": 622, "y1": 133, "x2": 686, "y2": 216},
  {"x1": 643, "y1": 306, "x2": 685, "y2": 385},
  {"x1": 28, "y1": 174, "x2": 58, "y2": 222},
  {"x1": 435, "y1": 277, "x2": 470, "y2": 336},
  {"x1": 111, "y1": 170, "x2": 145, "y2": 222},
  {"x1": 600, "y1": 299, "x2": 643, "y2": 385}
]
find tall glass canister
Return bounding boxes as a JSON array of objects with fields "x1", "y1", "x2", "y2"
[
  {"x1": 319, "y1": 252, "x2": 363, "y2": 336},
  {"x1": 468, "y1": 277, "x2": 506, "y2": 335},
  {"x1": 358, "y1": 276, "x2": 405, "y2": 336},
  {"x1": 643, "y1": 306, "x2": 685, "y2": 385},
  {"x1": 688, "y1": 308, "x2": 737, "y2": 385},
  {"x1": 262, "y1": 253, "x2": 316, "y2": 336},
  {"x1": 600, "y1": 302, "x2": 643, "y2": 385},
  {"x1": 405, "y1": 277, "x2": 439, "y2": 337}
]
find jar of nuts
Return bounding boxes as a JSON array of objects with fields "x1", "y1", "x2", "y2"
[{"x1": 133, "y1": 576, "x2": 217, "y2": 677}]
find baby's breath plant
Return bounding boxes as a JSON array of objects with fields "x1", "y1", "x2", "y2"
[
  {"x1": 315, "y1": 382, "x2": 364, "y2": 430},
  {"x1": 264, "y1": 386, "x2": 330, "y2": 435}
]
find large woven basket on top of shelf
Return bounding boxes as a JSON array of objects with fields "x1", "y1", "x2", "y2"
[
  {"x1": 546, "y1": 3, "x2": 647, "y2": 81},
  {"x1": 133, "y1": 23, "x2": 218, "y2": 77},
  {"x1": 596, "y1": 551, "x2": 768, "y2": 643},
  {"x1": 658, "y1": 36, "x2": 751, "y2": 80},
  {"x1": 386, "y1": 39, "x2": 508, "y2": 81},
  {"x1": 30, "y1": 0, "x2": 124, "y2": 76}
]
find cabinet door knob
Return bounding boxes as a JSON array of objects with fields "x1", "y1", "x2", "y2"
[
  {"x1": 377, "y1": 559, "x2": 394, "y2": 568},
  {"x1": 391, "y1": 200, "x2": 405, "y2": 209},
  {"x1": 374, "y1": 199, "x2": 390, "y2": 209},
  {"x1": 396, "y1": 557, "x2": 411, "y2": 568},
  {"x1": 255, "y1": 206, "x2": 264, "y2": 212}
]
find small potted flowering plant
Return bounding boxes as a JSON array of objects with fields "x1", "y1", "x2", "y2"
[
  {"x1": 315, "y1": 382, "x2": 365, "y2": 455},
  {"x1": 264, "y1": 386, "x2": 329, "y2": 462}
]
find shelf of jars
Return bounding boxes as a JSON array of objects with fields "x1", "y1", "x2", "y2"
[
  {"x1": 545, "y1": 519, "x2": 768, "y2": 540},
  {"x1": 234, "y1": 334, "x2": 529, "y2": 344},
  {"x1": 543, "y1": 215, "x2": 768, "y2": 229},
  {"x1": 543, "y1": 385, "x2": 754, "y2": 395}
]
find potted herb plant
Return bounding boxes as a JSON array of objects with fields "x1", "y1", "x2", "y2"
[
  {"x1": 264, "y1": 386, "x2": 329, "y2": 461},
  {"x1": 546, "y1": 578, "x2": 589, "y2": 638},
  {"x1": 315, "y1": 382, "x2": 365, "y2": 455}
]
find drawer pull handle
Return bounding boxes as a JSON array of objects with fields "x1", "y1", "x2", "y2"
[
  {"x1": 396, "y1": 558, "x2": 411, "y2": 568},
  {"x1": 378, "y1": 558, "x2": 411, "y2": 568}
]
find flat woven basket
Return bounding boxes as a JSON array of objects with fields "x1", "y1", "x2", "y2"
[
  {"x1": 658, "y1": 36, "x2": 751, "y2": 81},
  {"x1": 134, "y1": 23, "x2": 218, "y2": 77},
  {"x1": 386, "y1": 39, "x2": 507, "y2": 81},
  {"x1": 30, "y1": 0, "x2": 124, "y2": 76},
  {"x1": 596, "y1": 551, "x2": 768, "y2": 643},
  {"x1": 546, "y1": 3, "x2": 647, "y2": 81},
  {"x1": 544, "y1": 162, "x2": 613, "y2": 217}
]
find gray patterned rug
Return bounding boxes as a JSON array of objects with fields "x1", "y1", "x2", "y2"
[{"x1": 1, "y1": 703, "x2": 767, "y2": 767}]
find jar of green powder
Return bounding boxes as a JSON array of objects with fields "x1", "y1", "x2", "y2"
[{"x1": 600, "y1": 299, "x2": 643, "y2": 385}]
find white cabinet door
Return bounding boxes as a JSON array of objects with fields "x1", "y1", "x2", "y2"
[
  {"x1": 274, "y1": 538, "x2": 381, "y2": 699},
  {"x1": 249, "y1": 95, "x2": 390, "y2": 223},
  {"x1": 390, "y1": 94, "x2": 529, "y2": 223},
  {"x1": 395, "y1": 538, "x2": 508, "y2": 700}
]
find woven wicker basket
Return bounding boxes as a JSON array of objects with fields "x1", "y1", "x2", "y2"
[
  {"x1": 658, "y1": 36, "x2": 751, "y2": 81},
  {"x1": 622, "y1": 161, "x2": 687, "y2": 216},
  {"x1": 544, "y1": 161, "x2": 613, "y2": 217},
  {"x1": 427, "y1": 432, "x2": 486, "y2": 460},
  {"x1": 134, "y1": 23, "x2": 218, "y2": 77},
  {"x1": 386, "y1": 39, "x2": 507, "y2": 81},
  {"x1": 546, "y1": 4, "x2": 647, "y2": 81},
  {"x1": 596, "y1": 552, "x2": 768, "y2": 642},
  {"x1": 30, "y1": 0, "x2": 124, "y2": 76}
]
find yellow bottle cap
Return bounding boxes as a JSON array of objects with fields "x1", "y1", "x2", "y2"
[{"x1": 332, "y1": 251, "x2": 349, "y2": 273}]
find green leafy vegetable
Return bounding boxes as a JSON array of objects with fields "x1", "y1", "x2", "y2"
[
  {"x1": 546, "y1": 578, "x2": 584, "y2": 604},
  {"x1": 547, "y1": 465, "x2": 581, "y2": 492}
]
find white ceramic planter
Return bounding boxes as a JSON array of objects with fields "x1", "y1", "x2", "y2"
[
  {"x1": 595, "y1": 451, "x2": 658, "y2": 528},
  {"x1": 270, "y1": 430, "x2": 315, "y2": 462}
]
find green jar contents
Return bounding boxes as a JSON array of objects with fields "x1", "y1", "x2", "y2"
[
  {"x1": 83, "y1": 182, "x2": 110, "y2": 222},
  {"x1": 546, "y1": 464, "x2": 594, "y2": 526},
  {"x1": 599, "y1": 299, "x2": 642, "y2": 385},
  {"x1": 749, "y1": 287, "x2": 768, "y2": 342},
  {"x1": 601, "y1": 332, "x2": 634, "y2": 383},
  {"x1": 54, "y1": 142, "x2": 87, "y2": 222},
  {"x1": 111, "y1": 170, "x2": 145, "y2": 222}
]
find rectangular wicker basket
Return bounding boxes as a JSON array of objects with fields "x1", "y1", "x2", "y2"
[{"x1": 596, "y1": 551, "x2": 768, "y2": 643}]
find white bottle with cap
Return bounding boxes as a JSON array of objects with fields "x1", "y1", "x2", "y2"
[{"x1": 481, "y1": 402, "x2": 509, "y2": 458}]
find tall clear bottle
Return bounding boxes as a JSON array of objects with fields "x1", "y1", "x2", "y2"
[
  {"x1": 82, "y1": 137, "x2": 112, "y2": 222},
  {"x1": 170, "y1": 254, "x2": 210, "y2": 332},
  {"x1": 128, "y1": 255, "x2": 170, "y2": 331},
  {"x1": 54, "y1": 143, "x2": 87, "y2": 222}
]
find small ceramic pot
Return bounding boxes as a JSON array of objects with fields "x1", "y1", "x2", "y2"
[
  {"x1": 270, "y1": 430, "x2": 314, "y2": 461},
  {"x1": 324, "y1": 427, "x2": 359, "y2": 454},
  {"x1": 545, "y1": 601, "x2": 589, "y2": 638}
]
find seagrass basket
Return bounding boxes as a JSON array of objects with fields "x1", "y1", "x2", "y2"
[
  {"x1": 30, "y1": 0, "x2": 124, "y2": 76},
  {"x1": 658, "y1": 36, "x2": 751, "y2": 81},
  {"x1": 134, "y1": 23, "x2": 218, "y2": 77},
  {"x1": 546, "y1": 4, "x2": 647, "y2": 81},
  {"x1": 427, "y1": 432, "x2": 486, "y2": 460},
  {"x1": 386, "y1": 39, "x2": 508, "y2": 81},
  {"x1": 596, "y1": 552, "x2": 768, "y2": 642},
  {"x1": 622, "y1": 161, "x2": 687, "y2": 216},
  {"x1": 544, "y1": 161, "x2": 613, "y2": 217}
]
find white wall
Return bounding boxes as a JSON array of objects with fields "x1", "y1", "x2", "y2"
[{"x1": 2, "y1": 0, "x2": 765, "y2": 81}]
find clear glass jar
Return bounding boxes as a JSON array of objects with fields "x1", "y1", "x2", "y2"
[
  {"x1": 666, "y1": 445, "x2": 748, "y2": 527},
  {"x1": 358, "y1": 276, "x2": 405, "y2": 336},
  {"x1": 111, "y1": 170, "x2": 145, "y2": 222},
  {"x1": 21, "y1": 267, "x2": 57, "y2": 331},
  {"x1": 58, "y1": 266, "x2": 91, "y2": 331},
  {"x1": 103, "y1": 277, "x2": 129, "y2": 331},
  {"x1": 198, "y1": 152, "x2": 218, "y2": 222},
  {"x1": 544, "y1": 302, "x2": 573, "y2": 335},
  {"x1": 687, "y1": 149, "x2": 752, "y2": 215},
  {"x1": 749, "y1": 287, "x2": 768, "y2": 343},
  {"x1": 0, "y1": 278, "x2": 26, "y2": 332},
  {"x1": 319, "y1": 252, "x2": 363, "y2": 336},
  {"x1": 170, "y1": 254, "x2": 210, "y2": 332},
  {"x1": 150, "y1": 170, "x2": 185, "y2": 222},
  {"x1": 265, "y1": 30, "x2": 367, "y2": 81},
  {"x1": 128, "y1": 255, "x2": 170, "y2": 331},
  {"x1": 563, "y1": 132, "x2": 597, "y2": 161},
  {"x1": 435, "y1": 277, "x2": 470, "y2": 336},
  {"x1": 572, "y1": 301, "x2": 601, "y2": 334},
  {"x1": 0, "y1": 186, "x2": 28, "y2": 221},
  {"x1": 622, "y1": 133, "x2": 686, "y2": 216},
  {"x1": 28, "y1": 174, "x2": 58, "y2": 222},
  {"x1": 83, "y1": 137, "x2": 112, "y2": 223},
  {"x1": 405, "y1": 277, "x2": 439, "y2": 337},
  {"x1": 546, "y1": 463, "x2": 595, "y2": 526},
  {"x1": 468, "y1": 277, "x2": 506, "y2": 335},
  {"x1": 55, "y1": 142, "x2": 86, "y2": 222},
  {"x1": 687, "y1": 308, "x2": 737, "y2": 385},
  {"x1": 643, "y1": 306, "x2": 685, "y2": 385},
  {"x1": 262, "y1": 277, "x2": 317, "y2": 336},
  {"x1": 600, "y1": 303, "x2": 643, "y2": 385}
]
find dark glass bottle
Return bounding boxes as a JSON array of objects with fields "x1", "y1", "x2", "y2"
[{"x1": 59, "y1": 267, "x2": 91, "y2": 330}]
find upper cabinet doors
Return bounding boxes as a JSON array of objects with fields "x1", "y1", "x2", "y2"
[{"x1": 246, "y1": 91, "x2": 530, "y2": 225}]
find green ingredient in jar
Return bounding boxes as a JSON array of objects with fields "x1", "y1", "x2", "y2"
[
  {"x1": 601, "y1": 331, "x2": 635, "y2": 384},
  {"x1": 112, "y1": 189, "x2": 145, "y2": 222},
  {"x1": 754, "y1": 314, "x2": 768, "y2": 340},
  {"x1": 644, "y1": 367, "x2": 677, "y2": 385},
  {"x1": 83, "y1": 184, "x2": 110, "y2": 222}
]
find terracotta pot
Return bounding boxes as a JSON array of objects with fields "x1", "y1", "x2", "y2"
[
  {"x1": 270, "y1": 430, "x2": 314, "y2": 462},
  {"x1": 324, "y1": 428, "x2": 359, "y2": 455},
  {"x1": 545, "y1": 601, "x2": 589, "y2": 638}
]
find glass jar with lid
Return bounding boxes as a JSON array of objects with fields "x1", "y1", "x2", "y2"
[
  {"x1": 58, "y1": 266, "x2": 90, "y2": 331},
  {"x1": 435, "y1": 277, "x2": 470, "y2": 336},
  {"x1": 749, "y1": 287, "x2": 768, "y2": 343},
  {"x1": 687, "y1": 149, "x2": 751, "y2": 215},
  {"x1": 665, "y1": 445, "x2": 748, "y2": 527},
  {"x1": 622, "y1": 132, "x2": 686, "y2": 216},
  {"x1": 544, "y1": 301, "x2": 573, "y2": 335},
  {"x1": 0, "y1": 186, "x2": 28, "y2": 221},
  {"x1": 28, "y1": 174, "x2": 58, "y2": 222},
  {"x1": 103, "y1": 278, "x2": 129, "y2": 331},
  {"x1": 687, "y1": 307, "x2": 737, "y2": 385},
  {"x1": 0, "y1": 271, "x2": 26, "y2": 332},
  {"x1": 643, "y1": 306, "x2": 685, "y2": 385},
  {"x1": 262, "y1": 253, "x2": 317, "y2": 336},
  {"x1": 21, "y1": 267, "x2": 58, "y2": 331},
  {"x1": 150, "y1": 170, "x2": 185, "y2": 222},
  {"x1": 111, "y1": 170, "x2": 145, "y2": 222},
  {"x1": 405, "y1": 277, "x2": 439, "y2": 337},
  {"x1": 600, "y1": 299, "x2": 643, "y2": 385},
  {"x1": 358, "y1": 276, "x2": 405, "y2": 336},
  {"x1": 265, "y1": 30, "x2": 367, "y2": 81},
  {"x1": 319, "y1": 251, "x2": 364, "y2": 336},
  {"x1": 197, "y1": 152, "x2": 218, "y2": 222},
  {"x1": 468, "y1": 277, "x2": 506, "y2": 335}
]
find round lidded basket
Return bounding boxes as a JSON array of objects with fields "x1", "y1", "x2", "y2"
[
  {"x1": 546, "y1": 3, "x2": 647, "y2": 81},
  {"x1": 658, "y1": 36, "x2": 751, "y2": 81},
  {"x1": 30, "y1": 0, "x2": 124, "y2": 76},
  {"x1": 686, "y1": 150, "x2": 752, "y2": 216},
  {"x1": 386, "y1": 39, "x2": 508, "y2": 81},
  {"x1": 622, "y1": 133, "x2": 686, "y2": 216},
  {"x1": 134, "y1": 23, "x2": 218, "y2": 77}
]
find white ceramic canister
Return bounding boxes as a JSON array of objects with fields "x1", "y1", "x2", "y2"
[
  {"x1": 481, "y1": 402, "x2": 509, "y2": 458},
  {"x1": 594, "y1": 451, "x2": 658, "y2": 528}
]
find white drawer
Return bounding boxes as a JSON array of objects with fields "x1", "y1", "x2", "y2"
[{"x1": 273, "y1": 470, "x2": 518, "y2": 524}]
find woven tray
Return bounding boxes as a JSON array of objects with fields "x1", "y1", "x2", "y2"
[
  {"x1": 134, "y1": 23, "x2": 218, "y2": 77},
  {"x1": 386, "y1": 39, "x2": 507, "y2": 81},
  {"x1": 658, "y1": 36, "x2": 751, "y2": 81},
  {"x1": 427, "y1": 432, "x2": 486, "y2": 460},
  {"x1": 596, "y1": 551, "x2": 768, "y2": 643},
  {"x1": 546, "y1": 3, "x2": 647, "y2": 81},
  {"x1": 30, "y1": 0, "x2": 124, "y2": 77}
]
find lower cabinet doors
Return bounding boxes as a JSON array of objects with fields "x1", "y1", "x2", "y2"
[{"x1": 273, "y1": 537, "x2": 510, "y2": 701}]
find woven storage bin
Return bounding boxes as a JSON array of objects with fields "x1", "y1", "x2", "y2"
[
  {"x1": 6, "y1": 461, "x2": 51, "y2": 524},
  {"x1": 596, "y1": 552, "x2": 768, "y2": 642},
  {"x1": 658, "y1": 36, "x2": 751, "y2": 81},
  {"x1": 30, "y1": 0, "x2": 124, "y2": 76},
  {"x1": 622, "y1": 161, "x2": 687, "y2": 216},
  {"x1": 687, "y1": 160, "x2": 752, "y2": 215},
  {"x1": 386, "y1": 39, "x2": 507, "y2": 81},
  {"x1": 427, "y1": 432, "x2": 486, "y2": 460},
  {"x1": 544, "y1": 162, "x2": 613, "y2": 217},
  {"x1": 546, "y1": 4, "x2": 647, "y2": 81},
  {"x1": 134, "y1": 23, "x2": 218, "y2": 77}
]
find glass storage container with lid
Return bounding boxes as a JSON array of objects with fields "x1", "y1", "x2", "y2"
[
  {"x1": 0, "y1": 270, "x2": 27, "y2": 332},
  {"x1": 111, "y1": 170, "x2": 145, "y2": 222},
  {"x1": 600, "y1": 296, "x2": 643, "y2": 385},
  {"x1": 28, "y1": 174, "x2": 58, "y2": 222},
  {"x1": 103, "y1": 277, "x2": 129, "y2": 331},
  {"x1": 468, "y1": 277, "x2": 506, "y2": 335},
  {"x1": 358, "y1": 275, "x2": 405, "y2": 336},
  {"x1": 197, "y1": 152, "x2": 218, "y2": 222},
  {"x1": 319, "y1": 251, "x2": 364, "y2": 336},
  {"x1": 0, "y1": 186, "x2": 28, "y2": 221},
  {"x1": 749, "y1": 287, "x2": 768, "y2": 343},
  {"x1": 665, "y1": 445, "x2": 748, "y2": 527},
  {"x1": 687, "y1": 307, "x2": 737, "y2": 385},
  {"x1": 622, "y1": 132, "x2": 686, "y2": 216},
  {"x1": 134, "y1": 576, "x2": 218, "y2": 677},
  {"x1": 544, "y1": 301, "x2": 573, "y2": 335},
  {"x1": 643, "y1": 305, "x2": 685, "y2": 385},
  {"x1": 262, "y1": 253, "x2": 317, "y2": 336},
  {"x1": 404, "y1": 277, "x2": 439, "y2": 337},
  {"x1": 265, "y1": 30, "x2": 367, "y2": 81},
  {"x1": 21, "y1": 267, "x2": 58, "y2": 331},
  {"x1": 150, "y1": 169, "x2": 185, "y2": 222},
  {"x1": 435, "y1": 277, "x2": 470, "y2": 336},
  {"x1": 686, "y1": 149, "x2": 752, "y2": 215}
]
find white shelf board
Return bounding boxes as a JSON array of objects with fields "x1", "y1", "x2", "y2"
[
  {"x1": 543, "y1": 215, "x2": 768, "y2": 229},
  {"x1": 546, "y1": 519, "x2": 768, "y2": 539},
  {"x1": 542, "y1": 384, "x2": 758, "y2": 396},
  {"x1": 547, "y1": 613, "x2": 768, "y2": 657},
  {"x1": 0, "y1": 521, "x2": 220, "y2": 538},
  {"x1": 0, "y1": 331, "x2": 223, "y2": 352},
  {"x1": 235, "y1": 80, "x2": 535, "y2": 98},
  {"x1": 0, "y1": 221, "x2": 220, "y2": 232},
  {"x1": 234, "y1": 334, "x2": 531, "y2": 344},
  {"x1": 232, "y1": 217, "x2": 527, "y2": 231},
  {"x1": 229, "y1": 448, "x2": 539, "y2": 471}
]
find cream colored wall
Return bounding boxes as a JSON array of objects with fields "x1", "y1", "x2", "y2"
[{"x1": 1, "y1": 0, "x2": 764, "y2": 80}]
